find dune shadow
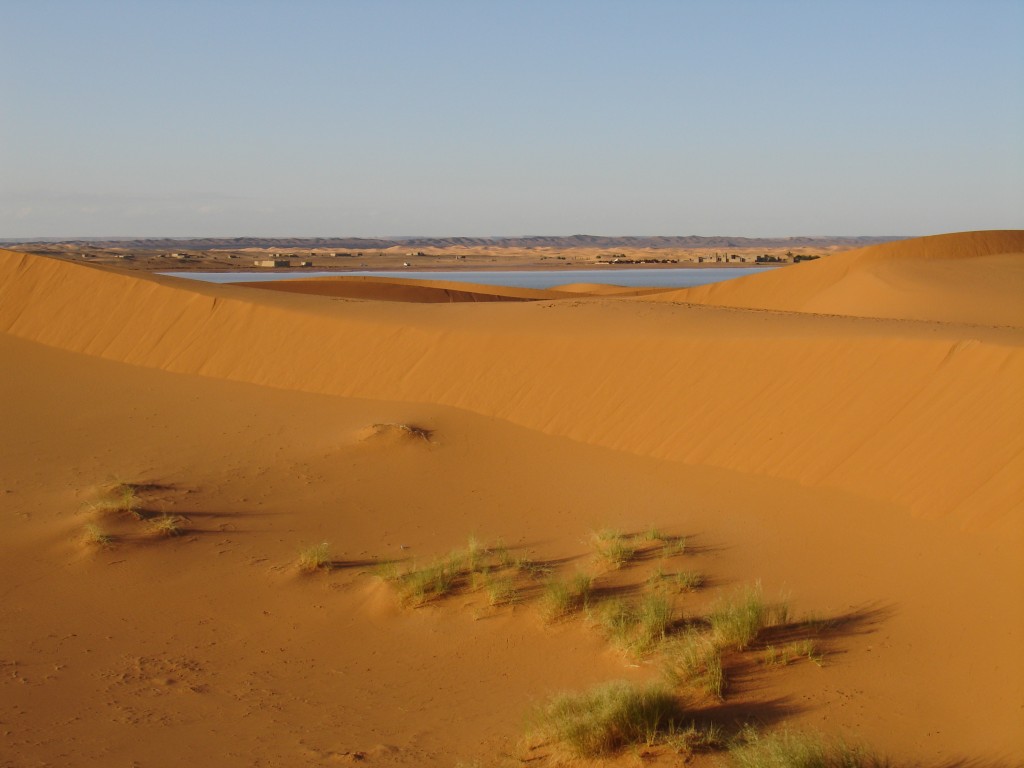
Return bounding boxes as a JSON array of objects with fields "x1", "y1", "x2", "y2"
[
  {"x1": 689, "y1": 694, "x2": 805, "y2": 733},
  {"x1": 924, "y1": 760, "x2": 1024, "y2": 768},
  {"x1": 329, "y1": 558, "x2": 391, "y2": 570}
]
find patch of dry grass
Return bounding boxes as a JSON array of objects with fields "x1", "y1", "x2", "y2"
[
  {"x1": 297, "y1": 542, "x2": 331, "y2": 572},
  {"x1": 528, "y1": 681, "x2": 683, "y2": 757},
  {"x1": 82, "y1": 523, "x2": 113, "y2": 548}
]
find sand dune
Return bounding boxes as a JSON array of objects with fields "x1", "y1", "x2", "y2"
[
  {"x1": 653, "y1": 230, "x2": 1024, "y2": 327},
  {"x1": 1, "y1": 232, "x2": 1021, "y2": 766},
  {"x1": 233, "y1": 275, "x2": 573, "y2": 303},
  {"x1": 1, "y1": 240, "x2": 1019, "y2": 527}
]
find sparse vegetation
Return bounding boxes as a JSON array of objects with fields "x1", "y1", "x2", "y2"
[
  {"x1": 591, "y1": 529, "x2": 637, "y2": 569},
  {"x1": 148, "y1": 514, "x2": 184, "y2": 537},
  {"x1": 674, "y1": 570, "x2": 705, "y2": 591},
  {"x1": 663, "y1": 631, "x2": 726, "y2": 699},
  {"x1": 663, "y1": 719, "x2": 728, "y2": 756},
  {"x1": 541, "y1": 573, "x2": 593, "y2": 621},
  {"x1": 398, "y1": 558, "x2": 458, "y2": 604},
  {"x1": 641, "y1": 526, "x2": 667, "y2": 542},
  {"x1": 528, "y1": 681, "x2": 682, "y2": 757},
  {"x1": 661, "y1": 535, "x2": 687, "y2": 557},
  {"x1": 82, "y1": 522, "x2": 113, "y2": 548},
  {"x1": 297, "y1": 542, "x2": 331, "y2": 573},
  {"x1": 764, "y1": 639, "x2": 823, "y2": 667},
  {"x1": 364, "y1": 532, "x2": 858, "y2": 761},
  {"x1": 651, "y1": 567, "x2": 705, "y2": 593},
  {"x1": 597, "y1": 593, "x2": 674, "y2": 657},
  {"x1": 728, "y1": 729, "x2": 891, "y2": 768},
  {"x1": 484, "y1": 573, "x2": 518, "y2": 606},
  {"x1": 709, "y1": 582, "x2": 787, "y2": 650},
  {"x1": 86, "y1": 481, "x2": 143, "y2": 519},
  {"x1": 514, "y1": 556, "x2": 553, "y2": 578}
]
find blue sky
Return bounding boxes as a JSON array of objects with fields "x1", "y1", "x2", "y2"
[{"x1": 1, "y1": 0, "x2": 1022, "y2": 237}]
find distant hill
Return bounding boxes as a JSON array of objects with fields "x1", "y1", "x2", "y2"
[{"x1": 1, "y1": 235, "x2": 904, "y2": 251}]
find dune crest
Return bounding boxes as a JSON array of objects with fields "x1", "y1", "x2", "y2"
[
  {"x1": 235, "y1": 275, "x2": 571, "y2": 303},
  {"x1": 652, "y1": 230, "x2": 1024, "y2": 326}
]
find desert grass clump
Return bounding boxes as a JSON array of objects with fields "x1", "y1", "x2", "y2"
[
  {"x1": 514, "y1": 556, "x2": 553, "y2": 578},
  {"x1": 484, "y1": 573, "x2": 518, "y2": 606},
  {"x1": 641, "y1": 527, "x2": 667, "y2": 542},
  {"x1": 728, "y1": 729, "x2": 891, "y2": 768},
  {"x1": 652, "y1": 568, "x2": 705, "y2": 593},
  {"x1": 709, "y1": 582, "x2": 787, "y2": 650},
  {"x1": 591, "y1": 529, "x2": 637, "y2": 569},
  {"x1": 491, "y1": 538, "x2": 513, "y2": 568},
  {"x1": 541, "y1": 573, "x2": 593, "y2": 621},
  {"x1": 462, "y1": 534, "x2": 485, "y2": 573},
  {"x1": 599, "y1": 593, "x2": 676, "y2": 657},
  {"x1": 674, "y1": 570, "x2": 705, "y2": 592},
  {"x1": 297, "y1": 542, "x2": 331, "y2": 573},
  {"x1": 797, "y1": 638, "x2": 823, "y2": 665},
  {"x1": 148, "y1": 514, "x2": 185, "y2": 537},
  {"x1": 663, "y1": 720, "x2": 728, "y2": 757},
  {"x1": 82, "y1": 523, "x2": 113, "y2": 548},
  {"x1": 663, "y1": 631, "x2": 726, "y2": 699},
  {"x1": 86, "y1": 482, "x2": 143, "y2": 519},
  {"x1": 373, "y1": 560, "x2": 402, "y2": 582},
  {"x1": 661, "y1": 536, "x2": 687, "y2": 557},
  {"x1": 763, "y1": 640, "x2": 823, "y2": 667},
  {"x1": 528, "y1": 681, "x2": 682, "y2": 757},
  {"x1": 398, "y1": 559, "x2": 459, "y2": 605}
]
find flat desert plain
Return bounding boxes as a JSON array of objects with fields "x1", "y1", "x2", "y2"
[{"x1": 0, "y1": 230, "x2": 1021, "y2": 767}]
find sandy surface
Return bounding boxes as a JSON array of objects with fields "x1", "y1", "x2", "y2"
[{"x1": 1, "y1": 231, "x2": 1021, "y2": 767}]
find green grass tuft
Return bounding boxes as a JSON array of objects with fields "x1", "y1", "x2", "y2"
[
  {"x1": 398, "y1": 558, "x2": 458, "y2": 605},
  {"x1": 728, "y1": 729, "x2": 891, "y2": 768},
  {"x1": 641, "y1": 527, "x2": 667, "y2": 542},
  {"x1": 598, "y1": 593, "x2": 675, "y2": 658},
  {"x1": 484, "y1": 573, "x2": 519, "y2": 606},
  {"x1": 709, "y1": 582, "x2": 787, "y2": 650},
  {"x1": 663, "y1": 631, "x2": 726, "y2": 699},
  {"x1": 86, "y1": 482, "x2": 143, "y2": 519},
  {"x1": 661, "y1": 536, "x2": 687, "y2": 557},
  {"x1": 591, "y1": 529, "x2": 637, "y2": 569},
  {"x1": 529, "y1": 681, "x2": 682, "y2": 757},
  {"x1": 540, "y1": 573, "x2": 593, "y2": 621}
]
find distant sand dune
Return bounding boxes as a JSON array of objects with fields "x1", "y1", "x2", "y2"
[
  {"x1": 233, "y1": 275, "x2": 570, "y2": 303},
  {"x1": 653, "y1": 230, "x2": 1024, "y2": 327},
  {"x1": 1, "y1": 233, "x2": 1021, "y2": 529}
]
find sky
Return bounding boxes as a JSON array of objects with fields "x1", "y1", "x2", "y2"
[{"x1": 1, "y1": 0, "x2": 1022, "y2": 238}]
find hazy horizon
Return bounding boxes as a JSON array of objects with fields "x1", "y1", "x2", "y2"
[
  {"x1": 2, "y1": 0, "x2": 1022, "y2": 238},
  {"x1": 1, "y1": 232, "x2": 912, "y2": 243}
]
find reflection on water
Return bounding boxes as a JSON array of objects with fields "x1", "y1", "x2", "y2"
[{"x1": 163, "y1": 267, "x2": 774, "y2": 290}]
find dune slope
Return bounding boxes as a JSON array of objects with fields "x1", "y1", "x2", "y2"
[
  {"x1": 2, "y1": 233, "x2": 1023, "y2": 765},
  {"x1": 652, "y1": 230, "x2": 1024, "y2": 327},
  {"x1": 0, "y1": 242, "x2": 1021, "y2": 529},
  {"x1": 232, "y1": 275, "x2": 571, "y2": 303}
]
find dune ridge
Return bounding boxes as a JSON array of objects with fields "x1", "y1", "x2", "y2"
[
  {"x1": 653, "y1": 230, "x2": 1024, "y2": 327},
  {"x1": 1, "y1": 236, "x2": 1021, "y2": 529},
  {"x1": 232, "y1": 275, "x2": 573, "y2": 303}
]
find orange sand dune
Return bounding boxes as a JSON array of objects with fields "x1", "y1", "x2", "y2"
[
  {"x1": 1, "y1": 242, "x2": 1019, "y2": 528},
  {"x1": 551, "y1": 282, "x2": 675, "y2": 297},
  {"x1": 1, "y1": 233, "x2": 1022, "y2": 766},
  {"x1": 234, "y1": 275, "x2": 573, "y2": 303},
  {"x1": 653, "y1": 230, "x2": 1024, "y2": 327}
]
